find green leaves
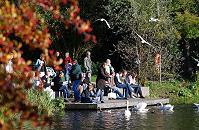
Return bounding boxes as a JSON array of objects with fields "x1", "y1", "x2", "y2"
[
  {"x1": 103, "y1": 0, "x2": 180, "y2": 80},
  {"x1": 175, "y1": 11, "x2": 199, "y2": 39}
]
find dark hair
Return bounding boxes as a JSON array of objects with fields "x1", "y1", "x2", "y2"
[
  {"x1": 57, "y1": 70, "x2": 63, "y2": 76},
  {"x1": 131, "y1": 72, "x2": 137, "y2": 78}
]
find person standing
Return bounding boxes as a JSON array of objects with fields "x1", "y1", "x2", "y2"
[
  {"x1": 35, "y1": 54, "x2": 47, "y2": 75},
  {"x1": 84, "y1": 51, "x2": 92, "y2": 82},
  {"x1": 96, "y1": 62, "x2": 110, "y2": 103},
  {"x1": 54, "y1": 51, "x2": 63, "y2": 71},
  {"x1": 63, "y1": 52, "x2": 72, "y2": 82},
  {"x1": 105, "y1": 59, "x2": 115, "y2": 87},
  {"x1": 64, "y1": 52, "x2": 72, "y2": 65},
  {"x1": 70, "y1": 60, "x2": 82, "y2": 102}
]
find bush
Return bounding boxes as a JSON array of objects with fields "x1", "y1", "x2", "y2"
[
  {"x1": 27, "y1": 89, "x2": 65, "y2": 116},
  {"x1": 92, "y1": 62, "x2": 100, "y2": 75},
  {"x1": 148, "y1": 78, "x2": 199, "y2": 104}
]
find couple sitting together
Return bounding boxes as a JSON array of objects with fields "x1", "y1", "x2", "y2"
[{"x1": 96, "y1": 61, "x2": 144, "y2": 103}]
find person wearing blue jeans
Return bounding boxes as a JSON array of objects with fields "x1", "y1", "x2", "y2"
[
  {"x1": 59, "y1": 84, "x2": 70, "y2": 101},
  {"x1": 111, "y1": 87, "x2": 125, "y2": 99},
  {"x1": 72, "y1": 80, "x2": 81, "y2": 101},
  {"x1": 96, "y1": 88, "x2": 105, "y2": 103},
  {"x1": 64, "y1": 63, "x2": 72, "y2": 83},
  {"x1": 70, "y1": 60, "x2": 82, "y2": 102},
  {"x1": 114, "y1": 72, "x2": 130, "y2": 98},
  {"x1": 116, "y1": 83, "x2": 129, "y2": 98},
  {"x1": 96, "y1": 62, "x2": 111, "y2": 103},
  {"x1": 125, "y1": 71, "x2": 144, "y2": 98}
]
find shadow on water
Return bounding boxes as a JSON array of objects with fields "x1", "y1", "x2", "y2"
[{"x1": 50, "y1": 105, "x2": 199, "y2": 130}]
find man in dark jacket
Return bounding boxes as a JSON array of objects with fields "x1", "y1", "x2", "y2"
[
  {"x1": 70, "y1": 60, "x2": 82, "y2": 102},
  {"x1": 52, "y1": 71, "x2": 70, "y2": 100}
]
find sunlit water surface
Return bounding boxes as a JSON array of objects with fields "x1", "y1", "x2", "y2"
[{"x1": 50, "y1": 105, "x2": 199, "y2": 130}]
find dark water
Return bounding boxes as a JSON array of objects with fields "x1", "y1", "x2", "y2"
[{"x1": 50, "y1": 105, "x2": 199, "y2": 130}]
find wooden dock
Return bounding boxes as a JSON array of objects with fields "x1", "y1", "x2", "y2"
[{"x1": 65, "y1": 98, "x2": 169, "y2": 110}]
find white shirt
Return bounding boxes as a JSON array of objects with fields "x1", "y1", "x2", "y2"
[{"x1": 115, "y1": 73, "x2": 123, "y2": 84}]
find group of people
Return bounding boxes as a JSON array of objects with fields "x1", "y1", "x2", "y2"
[
  {"x1": 33, "y1": 51, "x2": 93, "y2": 102},
  {"x1": 95, "y1": 59, "x2": 144, "y2": 103},
  {"x1": 32, "y1": 50, "x2": 144, "y2": 103}
]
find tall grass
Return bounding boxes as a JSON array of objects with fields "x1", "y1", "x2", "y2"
[
  {"x1": 27, "y1": 89, "x2": 65, "y2": 116},
  {"x1": 147, "y1": 73, "x2": 199, "y2": 104}
]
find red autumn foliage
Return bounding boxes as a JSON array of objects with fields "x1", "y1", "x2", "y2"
[{"x1": 0, "y1": 0, "x2": 95, "y2": 129}]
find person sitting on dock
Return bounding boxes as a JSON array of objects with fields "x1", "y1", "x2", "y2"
[
  {"x1": 110, "y1": 86, "x2": 126, "y2": 99},
  {"x1": 114, "y1": 71, "x2": 130, "y2": 99},
  {"x1": 125, "y1": 72, "x2": 144, "y2": 98},
  {"x1": 80, "y1": 83, "x2": 96, "y2": 103},
  {"x1": 52, "y1": 71, "x2": 70, "y2": 101},
  {"x1": 122, "y1": 70, "x2": 137, "y2": 98},
  {"x1": 78, "y1": 72, "x2": 97, "y2": 103}
]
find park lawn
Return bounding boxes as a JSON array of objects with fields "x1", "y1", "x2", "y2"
[{"x1": 147, "y1": 80, "x2": 199, "y2": 104}]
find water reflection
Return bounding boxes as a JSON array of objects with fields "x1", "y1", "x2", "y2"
[{"x1": 50, "y1": 105, "x2": 199, "y2": 130}]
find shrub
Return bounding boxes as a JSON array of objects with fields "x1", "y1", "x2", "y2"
[{"x1": 27, "y1": 89, "x2": 65, "y2": 116}]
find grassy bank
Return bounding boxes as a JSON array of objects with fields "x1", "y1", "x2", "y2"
[
  {"x1": 0, "y1": 89, "x2": 65, "y2": 129},
  {"x1": 147, "y1": 79, "x2": 199, "y2": 104},
  {"x1": 27, "y1": 89, "x2": 65, "y2": 116}
]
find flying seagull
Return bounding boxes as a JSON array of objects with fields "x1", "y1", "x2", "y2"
[
  {"x1": 135, "y1": 32, "x2": 155, "y2": 49},
  {"x1": 93, "y1": 18, "x2": 111, "y2": 29},
  {"x1": 192, "y1": 57, "x2": 199, "y2": 67},
  {"x1": 149, "y1": 17, "x2": 160, "y2": 22}
]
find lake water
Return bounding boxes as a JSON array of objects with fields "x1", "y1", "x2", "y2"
[{"x1": 50, "y1": 105, "x2": 199, "y2": 130}]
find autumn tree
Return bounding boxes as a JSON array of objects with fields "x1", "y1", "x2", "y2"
[{"x1": 0, "y1": 0, "x2": 95, "y2": 129}]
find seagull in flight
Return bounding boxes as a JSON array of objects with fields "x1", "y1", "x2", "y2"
[
  {"x1": 192, "y1": 57, "x2": 199, "y2": 67},
  {"x1": 93, "y1": 18, "x2": 111, "y2": 29},
  {"x1": 135, "y1": 32, "x2": 155, "y2": 49},
  {"x1": 149, "y1": 17, "x2": 160, "y2": 22}
]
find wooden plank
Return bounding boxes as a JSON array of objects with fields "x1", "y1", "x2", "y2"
[
  {"x1": 65, "y1": 98, "x2": 169, "y2": 110},
  {"x1": 65, "y1": 103, "x2": 97, "y2": 110},
  {"x1": 98, "y1": 98, "x2": 169, "y2": 109}
]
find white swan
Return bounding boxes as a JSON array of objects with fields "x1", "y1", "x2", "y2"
[
  {"x1": 132, "y1": 102, "x2": 149, "y2": 113},
  {"x1": 193, "y1": 103, "x2": 199, "y2": 109},
  {"x1": 105, "y1": 110, "x2": 112, "y2": 113},
  {"x1": 125, "y1": 100, "x2": 131, "y2": 117},
  {"x1": 158, "y1": 102, "x2": 174, "y2": 111}
]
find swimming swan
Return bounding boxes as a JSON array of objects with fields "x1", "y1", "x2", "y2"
[
  {"x1": 193, "y1": 103, "x2": 199, "y2": 110},
  {"x1": 158, "y1": 102, "x2": 174, "y2": 111},
  {"x1": 132, "y1": 102, "x2": 148, "y2": 113},
  {"x1": 125, "y1": 100, "x2": 131, "y2": 117}
]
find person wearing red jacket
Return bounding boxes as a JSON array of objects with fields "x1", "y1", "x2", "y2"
[
  {"x1": 64, "y1": 52, "x2": 72, "y2": 65},
  {"x1": 64, "y1": 52, "x2": 72, "y2": 83}
]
